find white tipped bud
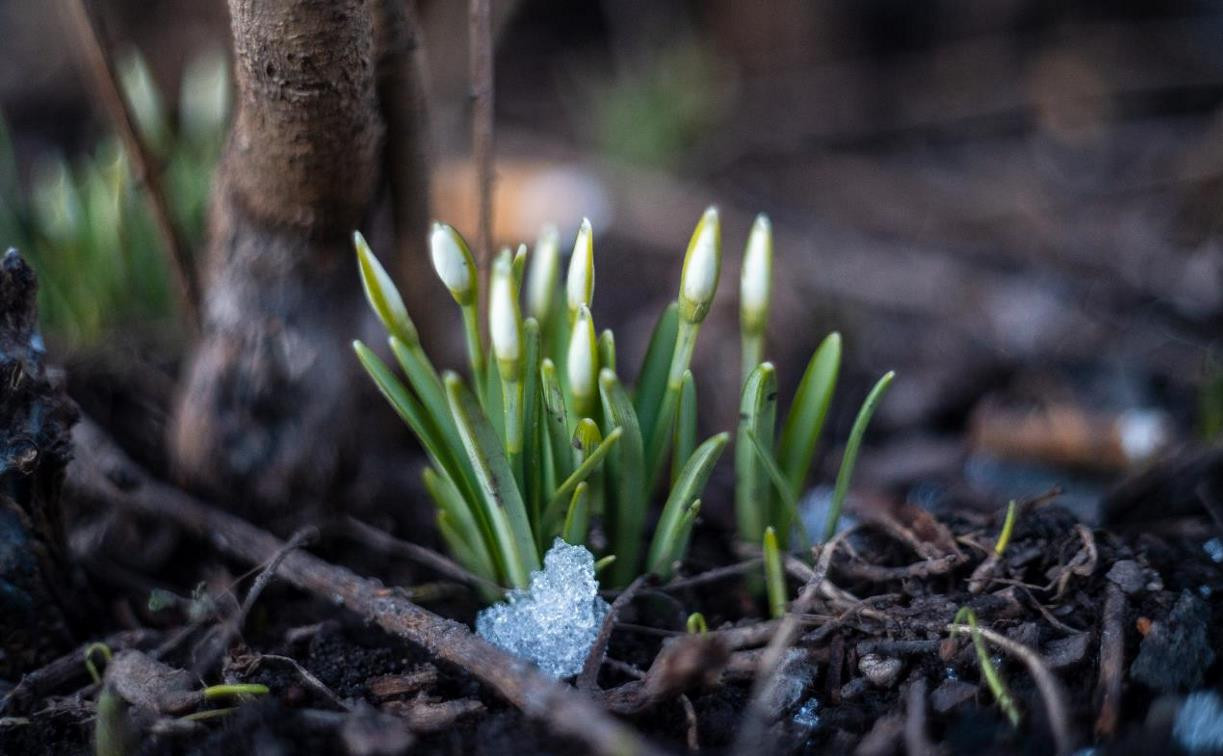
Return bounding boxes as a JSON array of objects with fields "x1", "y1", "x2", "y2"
[
  {"x1": 566, "y1": 218, "x2": 595, "y2": 317},
  {"x1": 490, "y1": 252, "x2": 521, "y2": 374},
  {"x1": 354, "y1": 230, "x2": 418, "y2": 345},
  {"x1": 430, "y1": 222, "x2": 477, "y2": 305},
  {"x1": 528, "y1": 225, "x2": 560, "y2": 322},
  {"x1": 679, "y1": 207, "x2": 721, "y2": 323},
  {"x1": 740, "y1": 214, "x2": 772, "y2": 334},
  {"x1": 567, "y1": 305, "x2": 598, "y2": 405}
]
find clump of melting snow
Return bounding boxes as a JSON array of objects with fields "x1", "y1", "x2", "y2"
[
  {"x1": 1175, "y1": 691, "x2": 1223, "y2": 754},
  {"x1": 476, "y1": 538, "x2": 610, "y2": 679}
]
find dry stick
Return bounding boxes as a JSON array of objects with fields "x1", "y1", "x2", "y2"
[
  {"x1": 578, "y1": 574, "x2": 650, "y2": 694},
  {"x1": 1093, "y1": 581, "x2": 1126, "y2": 739},
  {"x1": 660, "y1": 559, "x2": 760, "y2": 593},
  {"x1": 67, "y1": 421, "x2": 661, "y2": 756},
  {"x1": 679, "y1": 694, "x2": 699, "y2": 752},
  {"x1": 341, "y1": 515, "x2": 504, "y2": 595},
  {"x1": 732, "y1": 530, "x2": 851, "y2": 755},
  {"x1": 468, "y1": 0, "x2": 495, "y2": 269},
  {"x1": 946, "y1": 622, "x2": 1074, "y2": 754},
  {"x1": 61, "y1": 0, "x2": 201, "y2": 330},
  {"x1": 904, "y1": 676, "x2": 935, "y2": 756}
]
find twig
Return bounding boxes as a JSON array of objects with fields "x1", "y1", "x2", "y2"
[
  {"x1": 468, "y1": 0, "x2": 494, "y2": 268},
  {"x1": 66, "y1": 420, "x2": 661, "y2": 756},
  {"x1": 1093, "y1": 581, "x2": 1125, "y2": 739},
  {"x1": 660, "y1": 559, "x2": 760, "y2": 592},
  {"x1": 903, "y1": 676, "x2": 935, "y2": 756},
  {"x1": 61, "y1": 0, "x2": 201, "y2": 329},
  {"x1": 946, "y1": 621, "x2": 1074, "y2": 754},
  {"x1": 679, "y1": 694, "x2": 699, "y2": 752},
  {"x1": 578, "y1": 574, "x2": 649, "y2": 694},
  {"x1": 732, "y1": 530, "x2": 850, "y2": 755},
  {"x1": 242, "y1": 654, "x2": 349, "y2": 712},
  {"x1": 341, "y1": 515, "x2": 503, "y2": 595}
]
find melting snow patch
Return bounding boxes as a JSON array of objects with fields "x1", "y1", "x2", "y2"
[
  {"x1": 476, "y1": 538, "x2": 610, "y2": 679},
  {"x1": 1175, "y1": 691, "x2": 1223, "y2": 754}
]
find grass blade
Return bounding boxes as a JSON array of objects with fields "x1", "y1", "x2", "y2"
[
  {"x1": 545, "y1": 424, "x2": 621, "y2": 526},
  {"x1": 743, "y1": 429, "x2": 809, "y2": 550},
  {"x1": 735, "y1": 362, "x2": 776, "y2": 544},
  {"x1": 823, "y1": 370, "x2": 894, "y2": 542},
  {"x1": 777, "y1": 332, "x2": 841, "y2": 497},
  {"x1": 561, "y1": 482, "x2": 590, "y2": 545},
  {"x1": 633, "y1": 301, "x2": 678, "y2": 436},
  {"x1": 647, "y1": 432, "x2": 728, "y2": 574},
  {"x1": 599, "y1": 368, "x2": 646, "y2": 586},
  {"x1": 540, "y1": 358, "x2": 574, "y2": 480},
  {"x1": 445, "y1": 372, "x2": 539, "y2": 587}
]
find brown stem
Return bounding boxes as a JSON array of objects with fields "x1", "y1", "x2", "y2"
[
  {"x1": 61, "y1": 0, "x2": 201, "y2": 329},
  {"x1": 1094, "y1": 581, "x2": 1126, "y2": 739},
  {"x1": 68, "y1": 420, "x2": 661, "y2": 756},
  {"x1": 469, "y1": 0, "x2": 495, "y2": 268}
]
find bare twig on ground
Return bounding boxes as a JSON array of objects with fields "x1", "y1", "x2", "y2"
[
  {"x1": 679, "y1": 694, "x2": 699, "y2": 751},
  {"x1": 1093, "y1": 581, "x2": 1126, "y2": 738},
  {"x1": 904, "y1": 676, "x2": 935, "y2": 756},
  {"x1": 661, "y1": 559, "x2": 760, "y2": 592},
  {"x1": 578, "y1": 574, "x2": 649, "y2": 694},
  {"x1": 61, "y1": 0, "x2": 201, "y2": 329},
  {"x1": 946, "y1": 621, "x2": 1074, "y2": 754},
  {"x1": 66, "y1": 420, "x2": 662, "y2": 756},
  {"x1": 468, "y1": 0, "x2": 494, "y2": 268},
  {"x1": 237, "y1": 653, "x2": 349, "y2": 711}
]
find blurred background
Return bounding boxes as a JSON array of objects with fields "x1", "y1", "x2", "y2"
[{"x1": 3, "y1": 0, "x2": 1222, "y2": 526}]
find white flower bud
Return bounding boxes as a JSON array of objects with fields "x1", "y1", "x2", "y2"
[
  {"x1": 740, "y1": 214, "x2": 772, "y2": 334},
  {"x1": 679, "y1": 207, "x2": 721, "y2": 323},
  {"x1": 490, "y1": 253, "x2": 521, "y2": 372},
  {"x1": 566, "y1": 218, "x2": 595, "y2": 316},
  {"x1": 528, "y1": 225, "x2": 560, "y2": 322},
  {"x1": 430, "y1": 222, "x2": 477, "y2": 305},
  {"x1": 353, "y1": 230, "x2": 418, "y2": 345},
  {"x1": 567, "y1": 305, "x2": 598, "y2": 406}
]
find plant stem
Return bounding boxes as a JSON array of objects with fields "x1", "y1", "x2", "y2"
[{"x1": 461, "y1": 302, "x2": 486, "y2": 398}]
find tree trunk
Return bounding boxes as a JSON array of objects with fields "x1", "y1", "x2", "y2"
[{"x1": 171, "y1": 0, "x2": 427, "y2": 513}]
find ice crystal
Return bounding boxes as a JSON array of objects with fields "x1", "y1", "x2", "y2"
[{"x1": 475, "y1": 538, "x2": 610, "y2": 679}]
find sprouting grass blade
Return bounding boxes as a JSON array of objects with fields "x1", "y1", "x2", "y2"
[
  {"x1": 427, "y1": 470, "x2": 497, "y2": 582},
  {"x1": 561, "y1": 482, "x2": 590, "y2": 545},
  {"x1": 650, "y1": 498, "x2": 703, "y2": 579},
  {"x1": 520, "y1": 318, "x2": 542, "y2": 512},
  {"x1": 953, "y1": 607, "x2": 1021, "y2": 727},
  {"x1": 647, "y1": 432, "x2": 728, "y2": 574},
  {"x1": 540, "y1": 359, "x2": 574, "y2": 480},
  {"x1": 672, "y1": 370, "x2": 697, "y2": 486},
  {"x1": 445, "y1": 372, "x2": 539, "y2": 586},
  {"x1": 777, "y1": 332, "x2": 841, "y2": 498},
  {"x1": 763, "y1": 526, "x2": 787, "y2": 618},
  {"x1": 354, "y1": 232, "x2": 417, "y2": 346},
  {"x1": 598, "y1": 368, "x2": 647, "y2": 586},
  {"x1": 823, "y1": 370, "x2": 894, "y2": 542},
  {"x1": 354, "y1": 342, "x2": 453, "y2": 481},
  {"x1": 598, "y1": 329, "x2": 616, "y2": 377},
  {"x1": 735, "y1": 362, "x2": 777, "y2": 545},
  {"x1": 633, "y1": 301, "x2": 678, "y2": 436},
  {"x1": 544, "y1": 424, "x2": 622, "y2": 528}
]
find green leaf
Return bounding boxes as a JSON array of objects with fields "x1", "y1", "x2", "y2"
[
  {"x1": 735, "y1": 362, "x2": 776, "y2": 544},
  {"x1": 540, "y1": 359, "x2": 574, "y2": 482},
  {"x1": 598, "y1": 329, "x2": 616, "y2": 377},
  {"x1": 561, "y1": 482, "x2": 590, "y2": 545},
  {"x1": 543, "y1": 424, "x2": 622, "y2": 528},
  {"x1": 633, "y1": 301, "x2": 678, "y2": 437},
  {"x1": 427, "y1": 470, "x2": 497, "y2": 582},
  {"x1": 763, "y1": 527, "x2": 787, "y2": 619},
  {"x1": 824, "y1": 370, "x2": 894, "y2": 542},
  {"x1": 521, "y1": 318, "x2": 544, "y2": 537},
  {"x1": 777, "y1": 332, "x2": 841, "y2": 497},
  {"x1": 445, "y1": 372, "x2": 539, "y2": 587},
  {"x1": 671, "y1": 370, "x2": 697, "y2": 486},
  {"x1": 647, "y1": 432, "x2": 728, "y2": 575},
  {"x1": 743, "y1": 429, "x2": 809, "y2": 550},
  {"x1": 598, "y1": 368, "x2": 646, "y2": 586}
]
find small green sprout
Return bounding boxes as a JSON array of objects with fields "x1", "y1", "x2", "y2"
[
  {"x1": 201, "y1": 683, "x2": 270, "y2": 700},
  {"x1": 994, "y1": 500, "x2": 1018, "y2": 556},
  {"x1": 84, "y1": 642, "x2": 113, "y2": 685},
  {"x1": 952, "y1": 607, "x2": 1021, "y2": 728},
  {"x1": 762, "y1": 526, "x2": 787, "y2": 619},
  {"x1": 686, "y1": 612, "x2": 708, "y2": 635}
]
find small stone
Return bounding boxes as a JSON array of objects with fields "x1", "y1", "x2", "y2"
[
  {"x1": 858, "y1": 653, "x2": 903, "y2": 688},
  {"x1": 931, "y1": 679, "x2": 978, "y2": 714},
  {"x1": 1043, "y1": 633, "x2": 1091, "y2": 669},
  {"x1": 1106, "y1": 560, "x2": 1160, "y2": 595},
  {"x1": 1131, "y1": 591, "x2": 1216, "y2": 692},
  {"x1": 475, "y1": 539, "x2": 610, "y2": 679}
]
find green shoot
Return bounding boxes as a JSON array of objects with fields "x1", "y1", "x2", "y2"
[
  {"x1": 202, "y1": 683, "x2": 270, "y2": 700},
  {"x1": 84, "y1": 642, "x2": 113, "y2": 685},
  {"x1": 763, "y1": 527, "x2": 787, "y2": 619},
  {"x1": 686, "y1": 612, "x2": 708, "y2": 634},
  {"x1": 823, "y1": 371, "x2": 894, "y2": 542},
  {"x1": 952, "y1": 607, "x2": 1021, "y2": 728},
  {"x1": 994, "y1": 500, "x2": 1018, "y2": 556}
]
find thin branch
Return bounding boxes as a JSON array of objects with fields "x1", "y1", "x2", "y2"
[
  {"x1": 341, "y1": 515, "x2": 504, "y2": 595},
  {"x1": 578, "y1": 574, "x2": 649, "y2": 693},
  {"x1": 61, "y1": 0, "x2": 201, "y2": 330},
  {"x1": 468, "y1": 0, "x2": 495, "y2": 269},
  {"x1": 1093, "y1": 582, "x2": 1126, "y2": 739},
  {"x1": 66, "y1": 420, "x2": 660, "y2": 756}
]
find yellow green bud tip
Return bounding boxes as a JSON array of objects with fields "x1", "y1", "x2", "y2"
[
  {"x1": 353, "y1": 230, "x2": 418, "y2": 345},
  {"x1": 429, "y1": 221, "x2": 477, "y2": 304},
  {"x1": 679, "y1": 206, "x2": 721, "y2": 323},
  {"x1": 489, "y1": 252, "x2": 521, "y2": 367},
  {"x1": 567, "y1": 217, "x2": 595, "y2": 314}
]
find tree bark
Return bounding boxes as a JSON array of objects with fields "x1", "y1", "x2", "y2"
[{"x1": 171, "y1": 0, "x2": 427, "y2": 513}]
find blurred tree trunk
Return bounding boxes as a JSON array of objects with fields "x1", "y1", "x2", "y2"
[{"x1": 170, "y1": 0, "x2": 428, "y2": 513}]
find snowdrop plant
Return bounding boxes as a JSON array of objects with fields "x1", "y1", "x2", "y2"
[
  {"x1": 352, "y1": 210, "x2": 730, "y2": 591},
  {"x1": 734, "y1": 214, "x2": 895, "y2": 549}
]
